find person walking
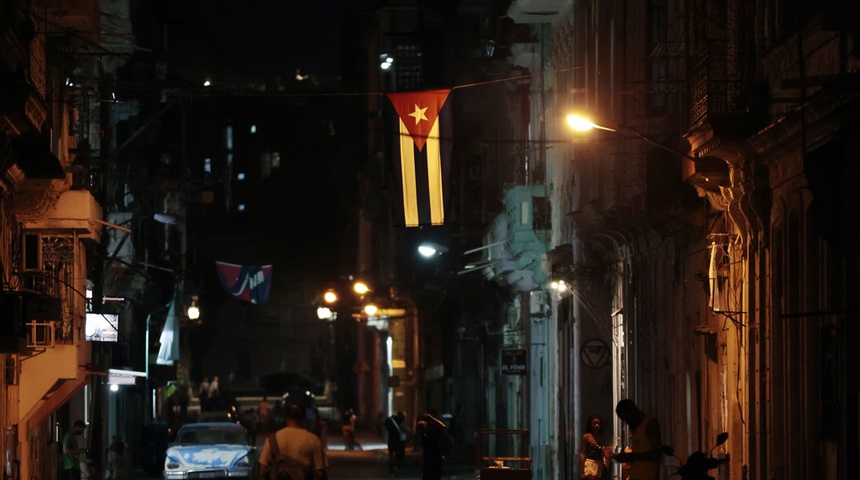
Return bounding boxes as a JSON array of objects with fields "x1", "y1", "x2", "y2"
[
  {"x1": 385, "y1": 412, "x2": 406, "y2": 475},
  {"x1": 415, "y1": 413, "x2": 452, "y2": 480},
  {"x1": 257, "y1": 402, "x2": 327, "y2": 480},
  {"x1": 62, "y1": 420, "x2": 87, "y2": 480},
  {"x1": 580, "y1": 414, "x2": 610, "y2": 480},
  {"x1": 258, "y1": 396, "x2": 271, "y2": 434},
  {"x1": 612, "y1": 400, "x2": 662, "y2": 480}
]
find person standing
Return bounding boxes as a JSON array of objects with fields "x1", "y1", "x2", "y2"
[
  {"x1": 104, "y1": 435, "x2": 129, "y2": 480},
  {"x1": 384, "y1": 412, "x2": 406, "y2": 475},
  {"x1": 415, "y1": 413, "x2": 452, "y2": 480},
  {"x1": 198, "y1": 377, "x2": 210, "y2": 411},
  {"x1": 580, "y1": 414, "x2": 609, "y2": 480},
  {"x1": 257, "y1": 402, "x2": 327, "y2": 480},
  {"x1": 341, "y1": 409, "x2": 356, "y2": 451},
  {"x1": 612, "y1": 400, "x2": 662, "y2": 480},
  {"x1": 208, "y1": 376, "x2": 220, "y2": 399},
  {"x1": 62, "y1": 420, "x2": 87, "y2": 480},
  {"x1": 258, "y1": 396, "x2": 271, "y2": 435}
]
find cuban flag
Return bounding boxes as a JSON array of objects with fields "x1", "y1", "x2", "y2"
[
  {"x1": 215, "y1": 261, "x2": 273, "y2": 305},
  {"x1": 387, "y1": 89, "x2": 453, "y2": 227}
]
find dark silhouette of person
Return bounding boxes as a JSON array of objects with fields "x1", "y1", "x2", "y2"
[
  {"x1": 613, "y1": 399, "x2": 662, "y2": 480},
  {"x1": 415, "y1": 413, "x2": 452, "y2": 480},
  {"x1": 385, "y1": 411, "x2": 406, "y2": 474}
]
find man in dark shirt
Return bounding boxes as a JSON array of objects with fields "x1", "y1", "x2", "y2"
[{"x1": 385, "y1": 412, "x2": 406, "y2": 474}]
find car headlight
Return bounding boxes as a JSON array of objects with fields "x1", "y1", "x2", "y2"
[
  {"x1": 165, "y1": 455, "x2": 182, "y2": 470},
  {"x1": 235, "y1": 454, "x2": 251, "y2": 468}
]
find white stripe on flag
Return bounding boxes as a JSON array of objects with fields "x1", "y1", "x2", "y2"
[{"x1": 398, "y1": 118, "x2": 419, "y2": 227}]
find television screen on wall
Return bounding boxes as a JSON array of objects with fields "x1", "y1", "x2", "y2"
[{"x1": 85, "y1": 313, "x2": 119, "y2": 342}]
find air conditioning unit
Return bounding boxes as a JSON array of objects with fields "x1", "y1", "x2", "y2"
[{"x1": 529, "y1": 290, "x2": 547, "y2": 315}]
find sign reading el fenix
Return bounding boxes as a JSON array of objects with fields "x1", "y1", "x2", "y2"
[{"x1": 500, "y1": 348, "x2": 527, "y2": 375}]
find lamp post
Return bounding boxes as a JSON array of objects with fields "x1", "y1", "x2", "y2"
[{"x1": 565, "y1": 113, "x2": 697, "y2": 162}]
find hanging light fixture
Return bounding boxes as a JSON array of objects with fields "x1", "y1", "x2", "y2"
[{"x1": 187, "y1": 295, "x2": 200, "y2": 321}]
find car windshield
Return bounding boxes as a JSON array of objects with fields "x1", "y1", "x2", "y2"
[{"x1": 177, "y1": 426, "x2": 247, "y2": 445}]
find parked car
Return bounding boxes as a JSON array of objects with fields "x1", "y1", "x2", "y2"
[{"x1": 163, "y1": 422, "x2": 256, "y2": 480}]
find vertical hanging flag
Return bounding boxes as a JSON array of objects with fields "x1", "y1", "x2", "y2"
[
  {"x1": 387, "y1": 89, "x2": 453, "y2": 227},
  {"x1": 156, "y1": 299, "x2": 180, "y2": 365},
  {"x1": 215, "y1": 261, "x2": 273, "y2": 305}
]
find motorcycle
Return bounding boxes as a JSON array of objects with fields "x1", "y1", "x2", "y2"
[{"x1": 662, "y1": 432, "x2": 729, "y2": 480}]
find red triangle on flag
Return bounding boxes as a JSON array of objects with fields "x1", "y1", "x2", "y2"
[{"x1": 387, "y1": 89, "x2": 451, "y2": 151}]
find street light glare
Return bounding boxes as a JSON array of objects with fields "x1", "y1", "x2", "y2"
[
  {"x1": 565, "y1": 113, "x2": 617, "y2": 132},
  {"x1": 353, "y1": 282, "x2": 370, "y2": 295},
  {"x1": 187, "y1": 296, "x2": 200, "y2": 320},
  {"x1": 566, "y1": 114, "x2": 596, "y2": 131},
  {"x1": 418, "y1": 242, "x2": 448, "y2": 258},
  {"x1": 323, "y1": 290, "x2": 338, "y2": 303}
]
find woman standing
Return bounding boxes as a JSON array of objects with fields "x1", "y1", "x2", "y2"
[{"x1": 580, "y1": 414, "x2": 609, "y2": 480}]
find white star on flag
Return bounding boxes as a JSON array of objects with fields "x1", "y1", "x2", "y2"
[{"x1": 408, "y1": 104, "x2": 429, "y2": 124}]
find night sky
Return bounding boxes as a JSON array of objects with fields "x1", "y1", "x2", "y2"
[{"x1": 154, "y1": 0, "x2": 375, "y2": 82}]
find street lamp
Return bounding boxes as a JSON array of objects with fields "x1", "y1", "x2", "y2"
[
  {"x1": 187, "y1": 295, "x2": 200, "y2": 321},
  {"x1": 418, "y1": 242, "x2": 448, "y2": 258},
  {"x1": 353, "y1": 281, "x2": 370, "y2": 296},
  {"x1": 565, "y1": 112, "x2": 697, "y2": 162},
  {"x1": 323, "y1": 289, "x2": 338, "y2": 304},
  {"x1": 566, "y1": 114, "x2": 617, "y2": 132}
]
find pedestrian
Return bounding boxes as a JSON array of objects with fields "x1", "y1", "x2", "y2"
[
  {"x1": 104, "y1": 435, "x2": 129, "y2": 480},
  {"x1": 208, "y1": 376, "x2": 220, "y2": 399},
  {"x1": 415, "y1": 413, "x2": 452, "y2": 480},
  {"x1": 199, "y1": 377, "x2": 210, "y2": 400},
  {"x1": 257, "y1": 402, "x2": 327, "y2": 480},
  {"x1": 341, "y1": 409, "x2": 356, "y2": 451},
  {"x1": 258, "y1": 396, "x2": 270, "y2": 434},
  {"x1": 242, "y1": 408, "x2": 259, "y2": 442},
  {"x1": 62, "y1": 420, "x2": 87, "y2": 480},
  {"x1": 611, "y1": 399, "x2": 662, "y2": 480},
  {"x1": 580, "y1": 414, "x2": 610, "y2": 480},
  {"x1": 385, "y1": 412, "x2": 406, "y2": 475}
]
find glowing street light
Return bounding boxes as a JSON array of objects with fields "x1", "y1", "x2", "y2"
[
  {"x1": 317, "y1": 307, "x2": 334, "y2": 320},
  {"x1": 565, "y1": 114, "x2": 617, "y2": 132},
  {"x1": 565, "y1": 112, "x2": 697, "y2": 162},
  {"x1": 323, "y1": 289, "x2": 338, "y2": 304},
  {"x1": 187, "y1": 295, "x2": 200, "y2": 321},
  {"x1": 353, "y1": 281, "x2": 370, "y2": 296},
  {"x1": 418, "y1": 242, "x2": 448, "y2": 258}
]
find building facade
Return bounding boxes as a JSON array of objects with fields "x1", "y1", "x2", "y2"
[{"x1": 502, "y1": 0, "x2": 860, "y2": 478}]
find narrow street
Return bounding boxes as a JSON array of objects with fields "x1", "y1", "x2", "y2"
[
  {"x1": 324, "y1": 428, "x2": 475, "y2": 480},
  {"x1": 130, "y1": 427, "x2": 477, "y2": 480}
]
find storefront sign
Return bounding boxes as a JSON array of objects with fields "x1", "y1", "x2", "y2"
[{"x1": 501, "y1": 348, "x2": 527, "y2": 375}]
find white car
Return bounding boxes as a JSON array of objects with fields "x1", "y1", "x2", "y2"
[{"x1": 163, "y1": 422, "x2": 256, "y2": 480}]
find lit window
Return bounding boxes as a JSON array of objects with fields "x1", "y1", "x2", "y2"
[
  {"x1": 237, "y1": 173, "x2": 245, "y2": 180},
  {"x1": 237, "y1": 204, "x2": 246, "y2": 212},
  {"x1": 272, "y1": 153, "x2": 281, "y2": 168},
  {"x1": 204, "y1": 158, "x2": 211, "y2": 173},
  {"x1": 226, "y1": 126, "x2": 233, "y2": 150},
  {"x1": 251, "y1": 125, "x2": 256, "y2": 134}
]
